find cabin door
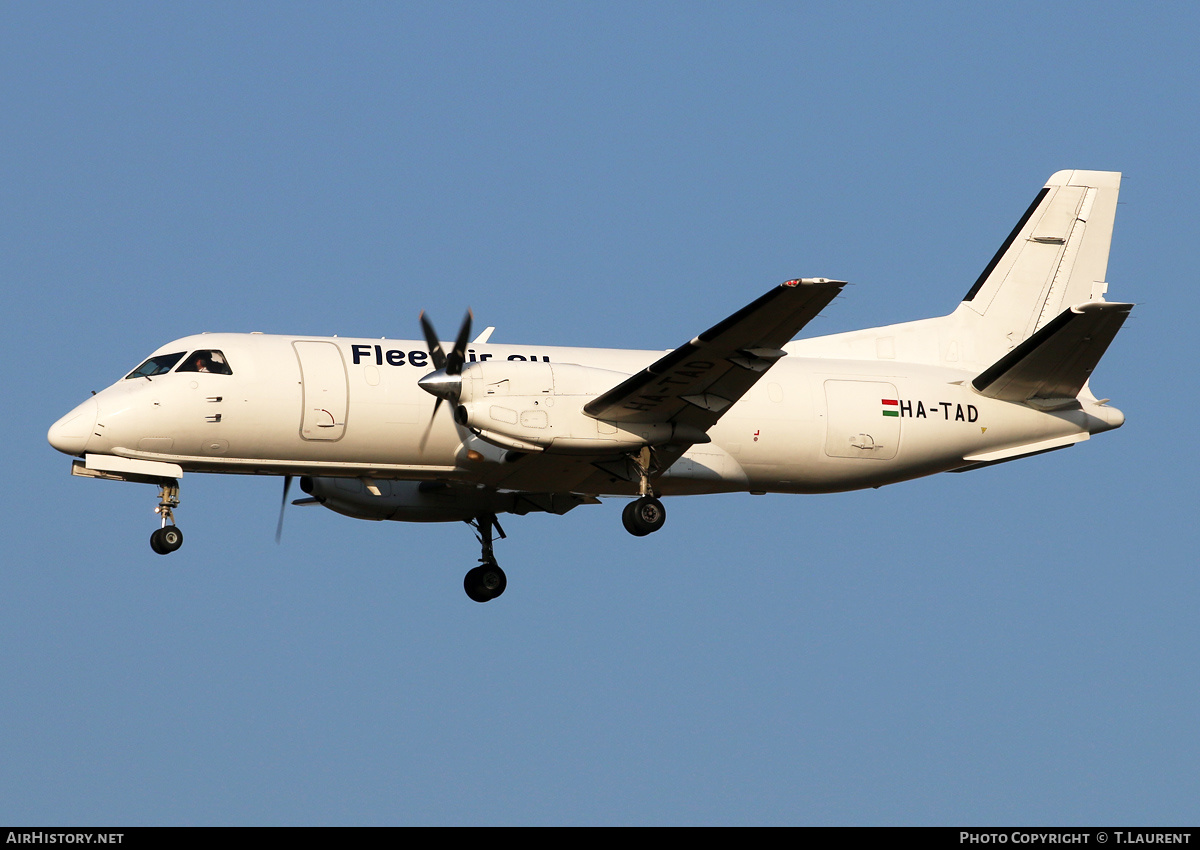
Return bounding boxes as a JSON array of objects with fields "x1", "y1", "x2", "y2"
[{"x1": 293, "y1": 341, "x2": 349, "y2": 441}]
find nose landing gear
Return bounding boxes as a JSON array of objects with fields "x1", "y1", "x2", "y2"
[{"x1": 149, "y1": 480, "x2": 183, "y2": 555}]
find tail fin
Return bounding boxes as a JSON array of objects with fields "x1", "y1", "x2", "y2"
[
  {"x1": 955, "y1": 170, "x2": 1121, "y2": 364},
  {"x1": 785, "y1": 170, "x2": 1125, "y2": 378}
]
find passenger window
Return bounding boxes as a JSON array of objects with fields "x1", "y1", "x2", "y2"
[
  {"x1": 126, "y1": 352, "x2": 186, "y2": 379},
  {"x1": 177, "y1": 350, "x2": 233, "y2": 375}
]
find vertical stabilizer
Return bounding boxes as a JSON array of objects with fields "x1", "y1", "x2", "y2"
[
  {"x1": 956, "y1": 170, "x2": 1121, "y2": 363},
  {"x1": 785, "y1": 171, "x2": 1124, "y2": 374}
]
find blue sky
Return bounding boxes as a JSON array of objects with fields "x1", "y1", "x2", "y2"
[{"x1": 4, "y1": 1, "x2": 1198, "y2": 825}]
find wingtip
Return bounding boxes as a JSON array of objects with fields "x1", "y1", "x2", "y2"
[{"x1": 783, "y1": 278, "x2": 848, "y2": 288}]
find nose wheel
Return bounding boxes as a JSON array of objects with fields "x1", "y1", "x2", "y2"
[
  {"x1": 150, "y1": 525, "x2": 183, "y2": 554},
  {"x1": 150, "y1": 480, "x2": 184, "y2": 555}
]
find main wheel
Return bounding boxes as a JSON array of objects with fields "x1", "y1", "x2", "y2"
[
  {"x1": 622, "y1": 500, "x2": 646, "y2": 536},
  {"x1": 622, "y1": 497, "x2": 666, "y2": 536},
  {"x1": 464, "y1": 561, "x2": 507, "y2": 602}
]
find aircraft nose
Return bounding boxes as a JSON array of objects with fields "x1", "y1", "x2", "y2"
[{"x1": 48, "y1": 397, "x2": 98, "y2": 457}]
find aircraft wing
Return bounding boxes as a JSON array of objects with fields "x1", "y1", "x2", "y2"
[{"x1": 583, "y1": 278, "x2": 845, "y2": 431}]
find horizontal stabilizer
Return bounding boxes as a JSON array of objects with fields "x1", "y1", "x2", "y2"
[{"x1": 971, "y1": 301, "x2": 1132, "y2": 403}]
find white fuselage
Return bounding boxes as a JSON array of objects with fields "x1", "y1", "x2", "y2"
[{"x1": 49, "y1": 330, "x2": 1123, "y2": 498}]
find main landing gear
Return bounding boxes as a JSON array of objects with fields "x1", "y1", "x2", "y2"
[
  {"x1": 149, "y1": 480, "x2": 184, "y2": 555},
  {"x1": 463, "y1": 514, "x2": 507, "y2": 603},
  {"x1": 621, "y1": 447, "x2": 667, "y2": 537}
]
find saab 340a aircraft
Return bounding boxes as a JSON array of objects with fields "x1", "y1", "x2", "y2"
[{"x1": 49, "y1": 171, "x2": 1131, "y2": 602}]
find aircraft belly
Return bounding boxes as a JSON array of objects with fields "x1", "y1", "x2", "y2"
[{"x1": 657, "y1": 444, "x2": 748, "y2": 495}]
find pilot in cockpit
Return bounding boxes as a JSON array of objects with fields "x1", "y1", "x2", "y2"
[{"x1": 178, "y1": 350, "x2": 231, "y2": 375}]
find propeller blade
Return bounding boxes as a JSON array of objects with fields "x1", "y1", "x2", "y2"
[
  {"x1": 418, "y1": 397, "x2": 443, "y2": 453},
  {"x1": 275, "y1": 474, "x2": 293, "y2": 544},
  {"x1": 419, "y1": 311, "x2": 447, "y2": 371},
  {"x1": 446, "y1": 309, "x2": 473, "y2": 375},
  {"x1": 417, "y1": 308, "x2": 472, "y2": 453}
]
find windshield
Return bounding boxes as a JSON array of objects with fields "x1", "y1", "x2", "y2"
[
  {"x1": 126, "y1": 352, "x2": 185, "y2": 379},
  {"x1": 176, "y1": 349, "x2": 233, "y2": 375}
]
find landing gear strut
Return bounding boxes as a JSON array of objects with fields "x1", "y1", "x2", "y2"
[
  {"x1": 464, "y1": 513, "x2": 507, "y2": 602},
  {"x1": 622, "y1": 447, "x2": 667, "y2": 537},
  {"x1": 149, "y1": 480, "x2": 183, "y2": 555}
]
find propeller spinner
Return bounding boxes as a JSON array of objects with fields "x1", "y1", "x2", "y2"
[{"x1": 417, "y1": 309, "x2": 472, "y2": 450}]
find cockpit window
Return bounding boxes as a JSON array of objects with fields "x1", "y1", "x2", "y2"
[
  {"x1": 126, "y1": 352, "x2": 186, "y2": 379},
  {"x1": 176, "y1": 349, "x2": 233, "y2": 375}
]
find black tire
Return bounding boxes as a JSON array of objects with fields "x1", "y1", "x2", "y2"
[
  {"x1": 623, "y1": 497, "x2": 666, "y2": 536},
  {"x1": 150, "y1": 528, "x2": 167, "y2": 555},
  {"x1": 464, "y1": 568, "x2": 489, "y2": 602},
  {"x1": 464, "y1": 562, "x2": 507, "y2": 602},
  {"x1": 622, "y1": 500, "x2": 649, "y2": 536},
  {"x1": 479, "y1": 562, "x2": 506, "y2": 598},
  {"x1": 159, "y1": 526, "x2": 184, "y2": 553}
]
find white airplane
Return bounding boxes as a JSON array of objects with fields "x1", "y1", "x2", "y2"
[{"x1": 49, "y1": 170, "x2": 1131, "y2": 602}]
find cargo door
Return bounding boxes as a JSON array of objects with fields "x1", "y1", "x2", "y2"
[{"x1": 823, "y1": 380, "x2": 900, "y2": 459}]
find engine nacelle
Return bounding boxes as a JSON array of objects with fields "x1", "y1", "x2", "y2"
[
  {"x1": 299, "y1": 476, "x2": 589, "y2": 522},
  {"x1": 456, "y1": 361, "x2": 704, "y2": 454},
  {"x1": 299, "y1": 476, "x2": 514, "y2": 522}
]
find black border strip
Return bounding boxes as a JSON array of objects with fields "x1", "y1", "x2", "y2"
[
  {"x1": 962, "y1": 186, "x2": 1050, "y2": 303},
  {"x1": 971, "y1": 307, "x2": 1075, "y2": 393}
]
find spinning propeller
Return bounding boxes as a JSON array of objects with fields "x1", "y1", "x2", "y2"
[
  {"x1": 275, "y1": 474, "x2": 293, "y2": 543},
  {"x1": 417, "y1": 309, "x2": 473, "y2": 451}
]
